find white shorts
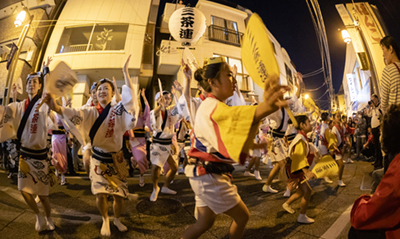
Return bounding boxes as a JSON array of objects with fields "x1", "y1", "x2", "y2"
[
  {"x1": 250, "y1": 149, "x2": 261, "y2": 157},
  {"x1": 150, "y1": 143, "x2": 174, "y2": 168},
  {"x1": 189, "y1": 173, "x2": 241, "y2": 214},
  {"x1": 268, "y1": 137, "x2": 287, "y2": 163}
]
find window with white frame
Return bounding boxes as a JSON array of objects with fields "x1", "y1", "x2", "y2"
[
  {"x1": 56, "y1": 24, "x2": 129, "y2": 54},
  {"x1": 213, "y1": 54, "x2": 251, "y2": 91}
]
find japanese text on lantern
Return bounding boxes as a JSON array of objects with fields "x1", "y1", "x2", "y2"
[
  {"x1": 180, "y1": 8, "x2": 195, "y2": 40},
  {"x1": 249, "y1": 32, "x2": 268, "y2": 82}
]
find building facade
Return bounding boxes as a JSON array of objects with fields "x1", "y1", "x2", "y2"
[
  {"x1": 155, "y1": 0, "x2": 299, "y2": 106},
  {"x1": 0, "y1": 0, "x2": 63, "y2": 103},
  {"x1": 43, "y1": 0, "x2": 158, "y2": 107},
  {"x1": 336, "y1": 2, "x2": 387, "y2": 116}
]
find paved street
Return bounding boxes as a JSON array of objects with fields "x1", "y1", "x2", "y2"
[{"x1": 0, "y1": 158, "x2": 374, "y2": 239}]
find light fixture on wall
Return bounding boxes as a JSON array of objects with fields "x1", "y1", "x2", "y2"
[
  {"x1": 14, "y1": 10, "x2": 26, "y2": 27},
  {"x1": 341, "y1": 29, "x2": 351, "y2": 44}
]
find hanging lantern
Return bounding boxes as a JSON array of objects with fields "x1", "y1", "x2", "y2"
[{"x1": 169, "y1": 7, "x2": 206, "y2": 46}]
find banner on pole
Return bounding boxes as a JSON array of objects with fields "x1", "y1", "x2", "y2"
[
  {"x1": 6, "y1": 43, "x2": 18, "y2": 70},
  {"x1": 241, "y1": 13, "x2": 280, "y2": 87},
  {"x1": 311, "y1": 155, "x2": 339, "y2": 179}
]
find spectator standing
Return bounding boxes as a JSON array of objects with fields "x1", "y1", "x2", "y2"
[
  {"x1": 380, "y1": 36, "x2": 400, "y2": 114},
  {"x1": 368, "y1": 95, "x2": 383, "y2": 169},
  {"x1": 356, "y1": 112, "x2": 367, "y2": 159},
  {"x1": 380, "y1": 36, "x2": 400, "y2": 172},
  {"x1": 349, "y1": 104, "x2": 400, "y2": 239}
]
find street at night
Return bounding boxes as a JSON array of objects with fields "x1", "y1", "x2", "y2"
[
  {"x1": 1, "y1": 158, "x2": 373, "y2": 239},
  {"x1": 1, "y1": 0, "x2": 400, "y2": 238}
]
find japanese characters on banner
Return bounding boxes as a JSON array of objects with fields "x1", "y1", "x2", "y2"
[
  {"x1": 241, "y1": 13, "x2": 297, "y2": 127},
  {"x1": 346, "y1": 73, "x2": 357, "y2": 102},
  {"x1": 311, "y1": 155, "x2": 339, "y2": 179},
  {"x1": 241, "y1": 13, "x2": 279, "y2": 87},
  {"x1": 169, "y1": 7, "x2": 206, "y2": 45}
]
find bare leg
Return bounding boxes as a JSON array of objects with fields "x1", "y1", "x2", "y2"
[
  {"x1": 38, "y1": 195, "x2": 55, "y2": 230},
  {"x1": 282, "y1": 185, "x2": 303, "y2": 214},
  {"x1": 38, "y1": 196, "x2": 51, "y2": 218},
  {"x1": 150, "y1": 165, "x2": 161, "y2": 201},
  {"x1": 21, "y1": 191, "x2": 47, "y2": 231},
  {"x1": 299, "y1": 183, "x2": 311, "y2": 214},
  {"x1": 253, "y1": 157, "x2": 261, "y2": 171},
  {"x1": 20, "y1": 191, "x2": 40, "y2": 214},
  {"x1": 182, "y1": 206, "x2": 217, "y2": 239},
  {"x1": 224, "y1": 200, "x2": 250, "y2": 239},
  {"x1": 246, "y1": 157, "x2": 256, "y2": 172},
  {"x1": 163, "y1": 155, "x2": 178, "y2": 188},
  {"x1": 113, "y1": 195, "x2": 127, "y2": 232},
  {"x1": 336, "y1": 159, "x2": 344, "y2": 180},
  {"x1": 151, "y1": 164, "x2": 161, "y2": 189},
  {"x1": 285, "y1": 186, "x2": 304, "y2": 206},
  {"x1": 264, "y1": 160, "x2": 285, "y2": 186},
  {"x1": 96, "y1": 193, "x2": 110, "y2": 236}
]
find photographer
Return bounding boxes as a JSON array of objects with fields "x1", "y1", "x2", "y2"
[{"x1": 368, "y1": 94, "x2": 383, "y2": 169}]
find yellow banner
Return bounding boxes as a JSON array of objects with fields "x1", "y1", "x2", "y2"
[
  {"x1": 312, "y1": 155, "x2": 339, "y2": 179},
  {"x1": 241, "y1": 13, "x2": 298, "y2": 127},
  {"x1": 241, "y1": 13, "x2": 280, "y2": 87}
]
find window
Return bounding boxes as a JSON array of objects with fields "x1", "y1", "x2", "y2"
[
  {"x1": 285, "y1": 63, "x2": 293, "y2": 86},
  {"x1": 209, "y1": 16, "x2": 242, "y2": 46},
  {"x1": 56, "y1": 24, "x2": 129, "y2": 54},
  {"x1": 213, "y1": 54, "x2": 251, "y2": 91}
]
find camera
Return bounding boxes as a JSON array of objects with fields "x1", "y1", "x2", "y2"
[{"x1": 368, "y1": 101, "x2": 372, "y2": 105}]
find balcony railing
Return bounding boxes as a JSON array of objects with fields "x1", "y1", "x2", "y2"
[
  {"x1": 208, "y1": 25, "x2": 243, "y2": 47},
  {"x1": 61, "y1": 44, "x2": 93, "y2": 53}
]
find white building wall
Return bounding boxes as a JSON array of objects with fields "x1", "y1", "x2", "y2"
[
  {"x1": 159, "y1": 0, "x2": 297, "y2": 103},
  {"x1": 45, "y1": 0, "x2": 151, "y2": 72}
]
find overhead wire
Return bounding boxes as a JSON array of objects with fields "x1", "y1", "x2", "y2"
[
  {"x1": 305, "y1": 0, "x2": 334, "y2": 110},
  {"x1": 305, "y1": 82, "x2": 326, "y2": 92}
]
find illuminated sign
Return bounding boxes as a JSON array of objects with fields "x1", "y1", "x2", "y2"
[{"x1": 347, "y1": 73, "x2": 357, "y2": 102}]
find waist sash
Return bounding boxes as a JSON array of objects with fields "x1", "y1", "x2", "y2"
[{"x1": 20, "y1": 147, "x2": 47, "y2": 160}]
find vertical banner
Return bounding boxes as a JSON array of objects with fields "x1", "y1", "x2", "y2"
[
  {"x1": 241, "y1": 13, "x2": 280, "y2": 87},
  {"x1": 311, "y1": 155, "x2": 339, "y2": 179},
  {"x1": 346, "y1": 73, "x2": 357, "y2": 102},
  {"x1": 241, "y1": 13, "x2": 297, "y2": 127},
  {"x1": 347, "y1": 28, "x2": 370, "y2": 70},
  {"x1": 6, "y1": 43, "x2": 18, "y2": 70}
]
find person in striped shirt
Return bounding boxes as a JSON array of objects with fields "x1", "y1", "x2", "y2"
[{"x1": 380, "y1": 36, "x2": 400, "y2": 114}]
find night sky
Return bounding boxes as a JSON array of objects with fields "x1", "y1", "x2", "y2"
[{"x1": 159, "y1": 0, "x2": 400, "y2": 109}]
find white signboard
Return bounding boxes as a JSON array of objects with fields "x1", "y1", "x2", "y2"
[{"x1": 347, "y1": 73, "x2": 357, "y2": 102}]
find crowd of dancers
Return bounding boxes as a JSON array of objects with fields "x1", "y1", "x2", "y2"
[{"x1": 1, "y1": 36, "x2": 400, "y2": 239}]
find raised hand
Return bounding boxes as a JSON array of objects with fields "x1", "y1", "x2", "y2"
[
  {"x1": 123, "y1": 55, "x2": 131, "y2": 74},
  {"x1": 43, "y1": 93, "x2": 61, "y2": 114},
  {"x1": 66, "y1": 97, "x2": 72, "y2": 108},
  {"x1": 173, "y1": 80, "x2": 183, "y2": 94},
  {"x1": 263, "y1": 75, "x2": 290, "y2": 111},
  {"x1": 182, "y1": 60, "x2": 192, "y2": 81},
  {"x1": 171, "y1": 85, "x2": 176, "y2": 96},
  {"x1": 158, "y1": 95, "x2": 166, "y2": 109},
  {"x1": 11, "y1": 83, "x2": 17, "y2": 98},
  {"x1": 43, "y1": 56, "x2": 53, "y2": 68},
  {"x1": 232, "y1": 64, "x2": 238, "y2": 79},
  {"x1": 141, "y1": 88, "x2": 146, "y2": 97}
]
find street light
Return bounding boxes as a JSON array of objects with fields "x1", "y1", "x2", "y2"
[
  {"x1": 14, "y1": 10, "x2": 26, "y2": 27},
  {"x1": 341, "y1": 29, "x2": 351, "y2": 44},
  {"x1": 4, "y1": 7, "x2": 32, "y2": 105},
  {"x1": 305, "y1": 94, "x2": 309, "y2": 99}
]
